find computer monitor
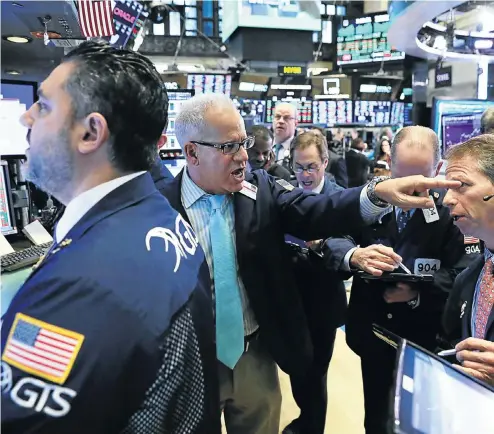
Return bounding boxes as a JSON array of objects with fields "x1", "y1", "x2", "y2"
[
  {"x1": 164, "y1": 89, "x2": 194, "y2": 150},
  {"x1": 0, "y1": 161, "x2": 17, "y2": 236},
  {"x1": 441, "y1": 113, "x2": 482, "y2": 154},
  {"x1": 354, "y1": 100, "x2": 391, "y2": 125},
  {"x1": 391, "y1": 339, "x2": 494, "y2": 434}
]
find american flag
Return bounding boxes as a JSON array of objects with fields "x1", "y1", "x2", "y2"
[
  {"x1": 78, "y1": 0, "x2": 116, "y2": 38},
  {"x1": 464, "y1": 235, "x2": 480, "y2": 244},
  {"x1": 3, "y1": 314, "x2": 84, "y2": 384}
]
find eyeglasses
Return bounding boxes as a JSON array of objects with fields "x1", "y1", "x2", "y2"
[
  {"x1": 274, "y1": 114, "x2": 296, "y2": 122},
  {"x1": 190, "y1": 136, "x2": 255, "y2": 155},
  {"x1": 292, "y1": 164, "x2": 321, "y2": 174}
]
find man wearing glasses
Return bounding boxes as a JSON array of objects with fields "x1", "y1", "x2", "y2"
[
  {"x1": 160, "y1": 93, "x2": 461, "y2": 434},
  {"x1": 272, "y1": 102, "x2": 298, "y2": 165}
]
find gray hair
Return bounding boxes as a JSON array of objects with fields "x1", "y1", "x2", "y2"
[
  {"x1": 274, "y1": 102, "x2": 298, "y2": 119},
  {"x1": 481, "y1": 108, "x2": 494, "y2": 134},
  {"x1": 174, "y1": 93, "x2": 242, "y2": 147},
  {"x1": 391, "y1": 126, "x2": 441, "y2": 168}
]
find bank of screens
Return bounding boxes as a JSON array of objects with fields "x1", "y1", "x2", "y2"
[
  {"x1": 312, "y1": 100, "x2": 353, "y2": 125},
  {"x1": 354, "y1": 100, "x2": 391, "y2": 125},
  {"x1": 441, "y1": 114, "x2": 482, "y2": 153},
  {"x1": 186, "y1": 74, "x2": 232, "y2": 97},
  {"x1": 391, "y1": 102, "x2": 404, "y2": 125},
  {"x1": 165, "y1": 90, "x2": 194, "y2": 150},
  {"x1": 393, "y1": 340, "x2": 494, "y2": 434},
  {"x1": 0, "y1": 162, "x2": 16, "y2": 236},
  {"x1": 265, "y1": 99, "x2": 313, "y2": 124}
]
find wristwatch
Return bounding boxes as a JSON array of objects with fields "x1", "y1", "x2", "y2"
[{"x1": 366, "y1": 176, "x2": 391, "y2": 208}]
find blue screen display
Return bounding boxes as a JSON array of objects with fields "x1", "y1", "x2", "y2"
[{"x1": 1, "y1": 82, "x2": 36, "y2": 108}]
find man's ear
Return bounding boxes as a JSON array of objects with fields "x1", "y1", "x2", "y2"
[
  {"x1": 157, "y1": 134, "x2": 167, "y2": 150},
  {"x1": 78, "y1": 113, "x2": 109, "y2": 155},
  {"x1": 184, "y1": 143, "x2": 199, "y2": 165}
]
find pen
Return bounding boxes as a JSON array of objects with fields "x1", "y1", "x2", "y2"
[
  {"x1": 437, "y1": 348, "x2": 457, "y2": 357},
  {"x1": 397, "y1": 262, "x2": 412, "y2": 275}
]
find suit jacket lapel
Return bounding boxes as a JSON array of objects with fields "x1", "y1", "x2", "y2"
[
  {"x1": 233, "y1": 176, "x2": 256, "y2": 263},
  {"x1": 462, "y1": 256, "x2": 485, "y2": 335}
]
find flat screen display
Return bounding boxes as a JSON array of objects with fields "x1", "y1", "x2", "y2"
[
  {"x1": 354, "y1": 100, "x2": 391, "y2": 125},
  {"x1": 404, "y1": 103, "x2": 413, "y2": 126},
  {"x1": 442, "y1": 114, "x2": 482, "y2": 153},
  {"x1": 394, "y1": 341, "x2": 494, "y2": 434},
  {"x1": 337, "y1": 13, "x2": 405, "y2": 66},
  {"x1": 391, "y1": 102, "x2": 404, "y2": 125},
  {"x1": 0, "y1": 162, "x2": 17, "y2": 236},
  {"x1": 312, "y1": 100, "x2": 353, "y2": 125},
  {"x1": 186, "y1": 74, "x2": 232, "y2": 96},
  {"x1": 165, "y1": 90, "x2": 194, "y2": 150},
  {"x1": 265, "y1": 98, "x2": 313, "y2": 124},
  {"x1": 432, "y1": 98, "x2": 494, "y2": 144},
  {"x1": 233, "y1": 98, "x2": 266, "y2": 123},
  {"x1": 0, "y1": 82, "x2": 35, "y2": 108}
]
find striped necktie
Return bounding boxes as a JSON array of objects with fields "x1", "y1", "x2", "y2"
[
  {"x1": 397, "y1": 210, "x2": 410, "y2": 233},
  {"x1": 209, "y1": 194, "x2": 244, "y2": 369},
  {"x1": 475, "y1": 257, "x2": 494, "y2": 339}
]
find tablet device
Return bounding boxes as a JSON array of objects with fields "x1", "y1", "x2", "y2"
[
  {"x1": 390, "y1": 339, "x2": 494, "y2": 434},
  {"x1": 357, "y1": 271, "x2": 434, "y2": 283}
]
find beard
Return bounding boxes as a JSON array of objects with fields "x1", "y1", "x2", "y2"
[{"x1": 22, "y1": 126, "x2": 74, "y2": 204}]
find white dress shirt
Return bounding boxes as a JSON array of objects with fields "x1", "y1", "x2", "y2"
[
  {"x1": 274, "y1": 136, "x2": 294, "y2": 163},
  {"x1": 56, "y1": 172, "x2": 145, "y2": 242}
]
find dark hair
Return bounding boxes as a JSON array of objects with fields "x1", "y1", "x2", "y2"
[
  {"x1": 62, "y1": 40, "x2": 168, "y2": 172},
  {"x1": 292, "y1": 131, "x2": 329, "y2": 161},
  {"x1": 250, "y1": 124, "x2": 273, "y2": 142},
  {"x1": 351, "y1": 137, "x2": 365, "y2": 150}
]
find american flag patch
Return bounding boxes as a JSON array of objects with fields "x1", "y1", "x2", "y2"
[
  {"x1": 2, "y1": 313, "x2": 84, "y2": 385},
  {"x1": 464, "y1": 235, "x2": 480, "y2": 244}
]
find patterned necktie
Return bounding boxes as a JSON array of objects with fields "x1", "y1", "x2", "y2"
[
  {"x1": 475, "y1": 258, "x2": 494, "y2": 339},
  {"x1": 397, "y1": 209, "x2": 410, "y2": 233},
  {"x1": 273, "y1": 143, "x2": 283, "y2": 161},
  {"x1": 209, "y1": 195, "x2": 244, "y2": 369}
]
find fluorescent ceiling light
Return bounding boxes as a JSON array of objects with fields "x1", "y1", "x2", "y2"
[{"x1": 4, "y1": 35, "x2": 31, "y2": 43}]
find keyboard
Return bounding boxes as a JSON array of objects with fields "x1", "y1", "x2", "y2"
[{"x1": 1, "y1": 242, "x2": 53, "y2": 273}]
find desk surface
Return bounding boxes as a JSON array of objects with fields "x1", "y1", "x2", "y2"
[{"x1": 1, "y1": 267, "x2": 31, "y2": 316}]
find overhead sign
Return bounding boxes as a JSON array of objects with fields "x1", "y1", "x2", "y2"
[
  {"x1": 435, "y1": 66, "x2": 452, "y2": 88},
  {"x1": 336, "y1": 13, "x2": 405, "y2": 66},
  {"x1": 323, "y1": 78, "x2": 341, "y2": 95},
  {"x1": 278, "y1": 65, "x2": 307, "y2": 77}
]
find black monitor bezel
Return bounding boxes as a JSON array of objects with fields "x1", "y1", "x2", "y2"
[{"x1": 0, "y1": 160, "x2": 18, "y2": 236}]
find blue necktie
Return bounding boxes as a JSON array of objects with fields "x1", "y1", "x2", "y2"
[
  {"x1": 397, "y1": 209, "x2": 410, "y2": 233},
  {"x1": 209, "y1": 195, "x2": 244, "y2": 369}
]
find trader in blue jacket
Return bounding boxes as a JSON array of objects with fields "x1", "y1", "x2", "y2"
[
  {"x1": 283, "y1": 131, "x2": 353, "y2": 434},
  {"x1": 1, "y1": 41, "x2": 219, "y2": 434},
  {"x1": 159, "y1": 93, "x2": 461, "y2": 434}
]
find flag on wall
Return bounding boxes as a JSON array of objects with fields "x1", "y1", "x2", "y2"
[{"x1": 78, "y1": 0, "x2": 116, "y2": 38}]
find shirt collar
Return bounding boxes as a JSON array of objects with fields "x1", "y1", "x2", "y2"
[
  {"x1": 299, "y1": 176, "x2": 325, "y2": 194},
  {"x1": 182, "y1": 168, "x2": 209, "y2": 209},
  {"x1": 56, "y1": 171, "x2": 145, "y2": 242}
]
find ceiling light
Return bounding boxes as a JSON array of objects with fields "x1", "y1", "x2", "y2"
[
  {"x1": 11, "y1": 2, "x2": 24, "y2": 7},
  {"x1": 3, "y1": 35, "x2": 31, "y2": 43},
  {"x1": 474, "y1": 39, "x2": 493, "y2": 50},
  {"x1": 5, "y1": 70, "x2": 21, "y2": 75}
]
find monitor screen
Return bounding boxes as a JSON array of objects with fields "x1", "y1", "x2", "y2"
[
  {"x1": 233, "y1": 98, "x2": 266, "y2": 123},
  {"x1": 0, "y1": 98, "x2": 29, "y2": 157},
  {"x1": 393, "y1": 341, "x2": 494, "y2": 434},
  {"x1": 1, "y1": 81, "x2": 36, "y2": 108},
  {"x1": 0, "y1": 161, "x2": 17, "y2": 236},
  {"x1": 186, "y1": 74, "x2": 232, "y2": 97},
  {"x1": 165, "y1": 90, "x2": 194, "y2": 150},
  {"x1": 432, "y1": 98, "x2": 494, "y2": 144},
  {"x1": 354, "y1": 100, "x2": 391, "y2": 125},
  {"x1": 265, "y1": 98, "x2": 313, "y2": 124},
  {"x1": 391, "y1": 102, "x2": 404, "y2": 125},
  {"x1": 336, "y1": 13, "x2": 405, "y2": 66},
  {"x1": 404, "y1": 103, "x2": 413, "y2": 126},
  {"x1": 442, "y1": 114, "x2": 482, "y2": 153},
  {"x1": 312, "y1": 100, "x2": 353, "y2": 125}
]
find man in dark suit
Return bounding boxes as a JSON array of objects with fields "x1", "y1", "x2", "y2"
[
  {"x1": 1, "y1": 41, "x2": 219, "y2": 433},
  {"x1": 442, "y1": 134, "x2": 494, "y2": 387},
  {"x1": 327, "y1": 126, "x2": 476, "y2": 434},
  {"x1": 159, "y1": 93, "x2": 461, "y2": 433},
  {"x1": 346, "y1": 137, "x2": 371, "y2": 187},
  {"x1": 283, "y1": 131, "x2": 351, "y2": 434}
]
